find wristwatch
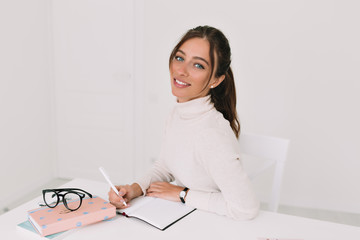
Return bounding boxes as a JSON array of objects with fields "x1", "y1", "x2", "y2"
[{"x1": 179, "y1": 187, "x2": 189, "y2": 204}]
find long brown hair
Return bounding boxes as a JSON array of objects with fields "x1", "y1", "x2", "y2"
[{"x1": 169, "y1": 26, "x2": 240, "y2": 138}]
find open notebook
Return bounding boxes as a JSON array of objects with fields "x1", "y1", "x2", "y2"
[{"x1": 117, "y1": 196, "x2": 196, "y2": 230}]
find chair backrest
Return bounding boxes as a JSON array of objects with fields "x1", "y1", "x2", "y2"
[{"x1": 239, "y1": 133, "x2": 290, "y2": 212}]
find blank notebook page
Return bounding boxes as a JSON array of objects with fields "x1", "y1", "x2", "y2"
[{"x1": 118, "y1": 197, "x2": 195, "y2": 230}]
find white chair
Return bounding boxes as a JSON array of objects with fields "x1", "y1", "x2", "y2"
[{"x1": 239, "y1": 133, "x2": 290, "y2": 212}]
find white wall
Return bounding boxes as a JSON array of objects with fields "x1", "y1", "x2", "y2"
[
  {"x1": 140, "y1": 0, "x2": 360, "y2": 213},
  {"x1": 0, "y1": 0, "x2": 55, "y2": 210},
  {"x1": 52, "y1": 0, "x2": 137, "y2": 183},
  {"x1": 235, "y1": 0, "x2": 360, "y2": 213}
]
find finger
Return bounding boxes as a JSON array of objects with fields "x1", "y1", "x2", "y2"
[
  {"x1": 150, "y1": 182, "x2": 172, "y2": 191},
  {"x1": 150, "y1": 182, "x2": 166, "y2": 187},
  {"x1": 146, "y1": 187, "x2": 156, "y2": 194},
  {"x1": 118, "y1": 187, "x2": 127, "y2": 197},
  {"x1": 108, "y1": 187, "x2": 115, "y2": 196},
  {"x1": 109, "y1": 189, "x2": 121, "y2": 202},
  {"x1": 109, "y1": 186, "x2": 126, "y2": 203},
  {"x1": 110, "y1": 197, "x2": 130, "y2": 207},
  {"x1": 148, "y1": 184, "x2": 163, "y2": 192},
  {"x1": 110, "y1": 200, "x2": 131, "y2": 209},
  {"x1": 119, "y1": 203, "x2": 131, "y2": 209},
  {"x1": 146, "y1": 191, "x2": 161, "y2": 198},
  {"x1": 115, "y1": 192, "x2": 127, "y2": 206},
  {"x1": 109, "y1": 200, "x2": 123, "y2": 209},
  {"x1": 109, "y1": 190, "x2": 119, "y2": 201},
  {"x1": 109, "y1": 187, "x2": 125, "y2": 199}
]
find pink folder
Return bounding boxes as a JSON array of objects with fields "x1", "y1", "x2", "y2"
[{"x1": 28, "y1": 196, "x2": 115, "y2": 236}]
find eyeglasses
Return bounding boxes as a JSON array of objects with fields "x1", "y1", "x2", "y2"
[{"x1": 42, "y1": 188, "x2": 92, "y2": 211}]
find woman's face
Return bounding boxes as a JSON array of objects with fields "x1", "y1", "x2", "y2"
[{"x1": 169, "y1": 38, "x2": 221, "y2": 103}]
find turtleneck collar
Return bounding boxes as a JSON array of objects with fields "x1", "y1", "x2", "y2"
[{"x1": 175, "y1": 96, "x2": 214, "y2": 120}]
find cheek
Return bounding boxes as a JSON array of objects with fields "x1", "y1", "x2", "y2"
[
  {"x1": 192, "y1": 71, "x2": 210, "y2": 85},
  {"x1": 169, "y1": 62, "x2": 177, "y2": 76}
]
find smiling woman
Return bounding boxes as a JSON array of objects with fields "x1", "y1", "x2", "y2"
[{"x1": 108, "y1": 26, "x2": 259, "y2": 221}]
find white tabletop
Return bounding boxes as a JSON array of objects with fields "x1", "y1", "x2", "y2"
[{"x1": 1, "y1": 178, "x2": 360, "y2": 240}]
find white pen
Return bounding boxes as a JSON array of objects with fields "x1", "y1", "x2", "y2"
[{"x1": 99, "y1": 167, "x2": 127, "y2": 206}]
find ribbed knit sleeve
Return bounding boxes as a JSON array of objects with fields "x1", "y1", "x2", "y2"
[
  {"x1": 185, "y1": 128, "x2": 259, "y2": 220},
  {"x1": 136, "y1": 158, "x2": 175, "y2": 196}
]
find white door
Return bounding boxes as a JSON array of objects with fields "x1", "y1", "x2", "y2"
[{"x1": 52, "y1": 0, "x2": 135, "y2": 183}]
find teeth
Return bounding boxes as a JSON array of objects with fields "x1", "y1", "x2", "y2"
[{"x1": 175, "y1": 79, "x2": 189, "y2": 86}]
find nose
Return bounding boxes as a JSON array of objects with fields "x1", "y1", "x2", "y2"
[{"x1": 177, "y1": 62, "x2": 189, "y2": 77}]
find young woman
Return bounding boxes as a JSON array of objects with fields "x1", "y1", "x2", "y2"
[{"x1": 109, "y1": 26, "x2": 259, "y2": 220}]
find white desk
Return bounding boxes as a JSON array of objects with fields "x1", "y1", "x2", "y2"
[{"x1": 1, "y1": 178, "x2": 359, "y2": 240}]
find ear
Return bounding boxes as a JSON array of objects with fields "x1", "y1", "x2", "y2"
[{"x1": 210, "y1": 75, "x2": 225, "y2": 89}]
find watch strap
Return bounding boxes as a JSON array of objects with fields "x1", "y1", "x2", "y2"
[{"x1": 179, "y1": 187, "x2": 189, "y2": 204}]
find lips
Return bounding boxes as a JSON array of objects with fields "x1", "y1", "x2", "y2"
[{"x1": 174, "y1": 78, "x2": 191, "y2": 88}]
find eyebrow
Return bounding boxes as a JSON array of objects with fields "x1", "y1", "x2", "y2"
[{"x1": 177, "y1": 49, "x2": 210, "y2": 66}]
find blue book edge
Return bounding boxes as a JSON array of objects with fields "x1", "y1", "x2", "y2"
[{"x1": 17, "y1": 220, "x2": 67, "y2": 239}]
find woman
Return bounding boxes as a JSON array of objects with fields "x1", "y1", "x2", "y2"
[{"x1": 109, "y1": 26, "x2": 259, "y2": 220}]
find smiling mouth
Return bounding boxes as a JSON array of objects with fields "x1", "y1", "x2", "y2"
[{"x1": 174, "y1": 78, "x2": 191, "y2": 87}]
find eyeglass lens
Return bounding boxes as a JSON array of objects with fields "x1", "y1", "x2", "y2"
[
  {"x1": 44, "y1": 191, "x2": 58, "y2": 207},
  {"x1": 64, "y1": 192, "x2": 82, "y2": 210}
]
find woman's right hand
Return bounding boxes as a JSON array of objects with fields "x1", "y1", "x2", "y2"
[{"x1": 108, "y1": 183, "x2": 143, "y2": 209}]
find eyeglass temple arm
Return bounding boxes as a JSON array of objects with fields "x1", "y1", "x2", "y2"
[{"x1": 42, "y1": 188, "x2": 93, "y2": 198}]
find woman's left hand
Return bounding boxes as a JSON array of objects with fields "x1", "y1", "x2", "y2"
[{"x1": 146, "y1": 182, "x2": 184, "y2": 202}]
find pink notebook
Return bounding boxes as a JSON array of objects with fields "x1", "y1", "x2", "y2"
[{"x1": 28, "y1": 196, "x2": 115, "y2": 236}]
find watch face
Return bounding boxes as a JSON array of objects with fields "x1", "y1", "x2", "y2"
[{"x1": 180, "y1": 191, "x2": 185, "y2": 198}]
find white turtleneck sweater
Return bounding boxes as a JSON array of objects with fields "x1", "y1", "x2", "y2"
[{"x1": 137, "y1": 96, "x2": 259, "y2": 220}]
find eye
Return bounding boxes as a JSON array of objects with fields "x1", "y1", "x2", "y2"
[
  {"x1": 174, "y1": 56, "x2": 184, "y2": 62},
  {"x1": 194, "y1": 63, "x2": 205, "y2": 69}
]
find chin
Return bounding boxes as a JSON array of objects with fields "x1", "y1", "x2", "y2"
[{"x1": 171, "y1": 89, "x2": 181, "y2": 98}]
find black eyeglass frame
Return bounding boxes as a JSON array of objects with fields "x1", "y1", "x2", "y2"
[{"x1": 42, "y1": 188, "x2": 93, "y2": 211}]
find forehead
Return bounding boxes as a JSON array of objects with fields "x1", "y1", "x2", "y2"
[{"x1": 178, "y1": 38, "x2": 210, "y2": 60}]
